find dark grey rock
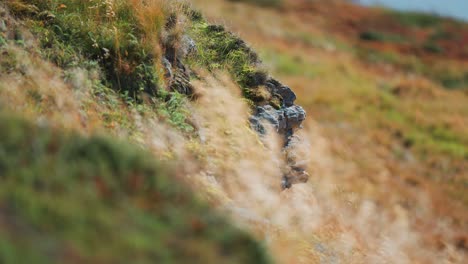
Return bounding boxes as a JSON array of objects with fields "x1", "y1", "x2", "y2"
[
  {"x1": 278, "y1": 85, "x2": 296, "y2": 107},
  {"x1": 250, "y1": 105, "x2": 306, "y2": 138},
  {"x1": 249, "y1": 116, "x2": 264, "y2": 135},
  {"x1": 161, "y1": 18, "x2": 308, "y2": 189},
  {"x1": 265, "y1": 78, "x2": 282, "y2": 90},
  {"x1": 256, "y1": 105, "x2": 280, "y2": 129},
  {"x1": 283, "y1": 105, "x2": 306, "y2": 130},
  {"x1": 162, "y1": 35, "x2": 196, "y2": 96},
  {"x1": 249, "y1": 96, "x2": 307, "y2": 189},
  {"x1": 266, "y1": 78, "x2": 297, "y2": 107},
  {"x1": 162, "y1": 57, "x2": 194, "y2": 96},
  {"x1": 242, "y1": 70, "x2": 268, "y2": 88},
  {"x1": 249, "y1": 106, "x2": 277, "y2": 135},
  {"x1": 170, "y1": 70, "x2": 194, "y2": 95}
]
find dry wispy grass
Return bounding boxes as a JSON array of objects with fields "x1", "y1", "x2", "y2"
[
  {"x1": 128, "y1": 0, "x2": 167, "y2": 60},
  {"x1": 1, "y1": 0, "x2": 467, "y2": 263},
  {"x1": 189, "y1": 0, "x2": 468, "y2": 263}
]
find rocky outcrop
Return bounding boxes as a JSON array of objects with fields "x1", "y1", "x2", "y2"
[
  {"x1": 163, "y1": 56, "x2": 195, "y2": 96},
  {"x1": 265, "y1": 78, "x2": 297, "y2": 107},
  {"x1": 249, "y1": 104, "x2": 306, "y2": 137},
  {"x1": 249, "y1": 78, "x2": 308, "y2": 189},
  {"x1": 162, "y1": 17, "x2": 197, "y2": 97},
  {"x1": 163, "y1": 13, "x2": 308, "y2": 189}
]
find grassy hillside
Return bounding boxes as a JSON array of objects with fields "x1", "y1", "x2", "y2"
[
  {"x1": 0, "y1": 113, "x2": 272, "y2": 263},
  {"x1": 0, "y1": 1, "x2": 273, "y2": 263},
  {"x1": 191, "y1": 0, "x2": 468, "y2": 262},
  {"x1": 0, "y1": 113, "x2": 270, "y2": 263},
  {"x1": 1, "y1": 0, "x2": 468, "y2": 263}
]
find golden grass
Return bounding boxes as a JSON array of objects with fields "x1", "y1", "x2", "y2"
[
  {"x1": 1, "y1": 0, "x2": 467, "y2": 263},
  {"x1": 128, "y1": 0, "x2": 166, "y2": 55},
  {"x1": 190, "y1": 0, "x2": 468, "y2": 263}
]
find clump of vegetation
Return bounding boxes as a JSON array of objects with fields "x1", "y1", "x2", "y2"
[
  {"x1": 227, "y1": 0, "x2": 282, "y2": 8},
  {"x1": 0, "y1": 113, "x2": 271, "y2": 264},
  {"x1": 157, "y1": 90, "x2": 195, "y2": 133},
  {"x1": 3, "y1": 0, "x2": 197, "y2": 133},
  {"x1": 359, "y1": 30, "x2": 409, "y2": 43},
  {"x1": 7, "y1": 0, "x2": 166, "y2": 97},
  {"x1": 435, "y1": 70, "x2": 468, "y2": 90},
  {"x1": 189, "y1": 22, "x2": 270, "y2": 103}
]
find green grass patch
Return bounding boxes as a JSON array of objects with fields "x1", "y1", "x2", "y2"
[
  {"x1": 285, "y1": 31, "x2": 351, "y2": 52},
  {"x1": 156, "y1": 91, "x2": 195, "y2": 133},
  {"x1": 333, "y1": 75, "x2": 468, "y2": 159},
  {"x1": 10, "y1": 0, "x2": 164, "y2": 97},
  {"x1": 435, "y1": 71, "x2": 468, "y2": 90},
  {"x1": 0, "y1": 113, "x2": 271, "y2": 264},
  {"x1": 359, "y1": 91, "x2": 468, "y2": 159},
  {"x1": 357, "y1": 48, "x2": 468, "y2": 90},
  {"x1": 261, "y1": 49, "x2": 317, "y2": 78},
  {"x1": 2, "y1": 1, "x2": 194, "y2": 134},
  {"x1": 189, "y1": 22, "x2": 269, "y2": 103}
]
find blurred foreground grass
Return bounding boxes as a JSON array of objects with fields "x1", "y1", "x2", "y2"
[{"x1": 0, "y1": 114, "x2": 270, "y2": 264}]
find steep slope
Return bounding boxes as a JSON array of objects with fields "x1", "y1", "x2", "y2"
[
  {"x1": 0, "y1": 114, "x2": 270, "y2": 264},
  {"x1": 1, "y1": 0, "x2": 468, "y2": 263},
  {"x1": 0, "y1": 0, "x2": 306, "y2": 263},
  {"x1": 191, "y1": 0, "x2": 468, "y2": 263},
  {"x1": 0, "y1": 2, "x2": 275, "y2": 263}
]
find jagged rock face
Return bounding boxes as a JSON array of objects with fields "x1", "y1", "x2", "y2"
[
  {"x1": 249, "y1": 104, "x2": 306, "y2": 137},
  {"x1": 166, "y1": 57, "x2": 195, "y2": 96},
  {"x1": 163, "y1": 37, "x2": 196, "y2": 96},
  {"x1": 249, "y1": 79, "x2": 308, "y2": 189},
  {"x1": 163, "y1": 13, "x2": 197, "y2": 97}
]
